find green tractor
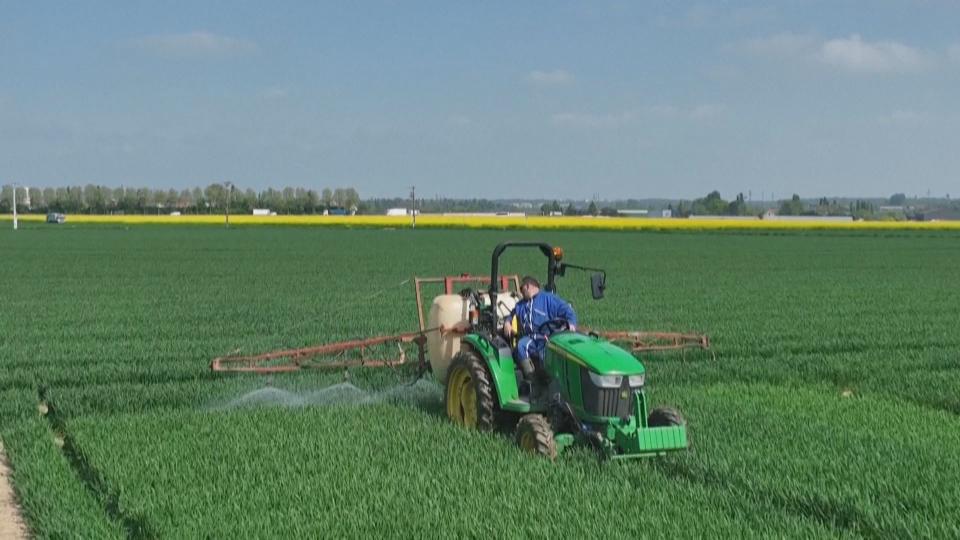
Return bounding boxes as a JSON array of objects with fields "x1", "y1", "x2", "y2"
[{"x1": 444, "y1": 242, "x2": 688, "y2": 460}]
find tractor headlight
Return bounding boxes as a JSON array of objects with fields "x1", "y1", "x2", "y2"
[
  {"x1": 628, "y1": 374, "x2": 645, "y2": 387},
  {"x1": 588, "y1": 372, "x2": 622, "y2": 388}
]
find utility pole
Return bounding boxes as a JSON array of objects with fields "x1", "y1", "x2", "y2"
[
  {"x1": 224, "y1": 182, "x2": 233, "y2": 228},
  {"x1": 410, "y1": 185, "x2": 416, "y2": 229},
  {"x1": 12, "y1": 182, "x2": 18, "y2": 231}
]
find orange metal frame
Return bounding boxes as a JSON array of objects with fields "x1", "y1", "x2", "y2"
[
  {"x1": 589, "y1": 330, "x2": 710, "y2": 354},
  {"x1": 211, "y1": 274, "x2": 520, "y2": 374},
  {"x1": 210, "y1": 273, "x2": 710, "y2": 374},
  {"x1": 413, "y1": 274, "x2": 520, "y2": 331}
]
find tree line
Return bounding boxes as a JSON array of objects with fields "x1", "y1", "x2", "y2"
[
  {"x1": 0, "y1": 184, "x2": 361, "y2": 215},
  {"x1": 670, "y1": 191, "x2": 892, "y2": 219},
  {"x1": 671, "y1": 191, "x2": 750, "y2": 217},
  {"x1": 2, "y1": 184, "x2": 951, "y2": 219}
]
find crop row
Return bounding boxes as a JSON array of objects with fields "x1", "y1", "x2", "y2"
[
  {"x1": 64, "y1": 399, "x2": 821, "y2": 538},
  {"x1": 61, "y1": 382, "x2": 960, "y2": 538}
]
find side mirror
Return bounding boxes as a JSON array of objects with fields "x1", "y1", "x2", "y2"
[{"x1": 591, "y1": 272, "x2": 606, "y2": 299}]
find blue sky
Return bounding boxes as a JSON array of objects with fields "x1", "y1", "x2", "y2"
[{"x1": 1, "y1": 1, "x2": 958, "y2": 200}]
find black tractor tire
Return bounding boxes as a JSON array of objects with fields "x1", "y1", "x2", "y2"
[
  {"x1": 444, "y1": 349, "x2": 498, "y2": 431},
  {"x1": 515, "y1": 414, "x2": 558, "y2": 460},
  {"x1": 647, "y1": 406, "x2": 686, "y2": 427}
]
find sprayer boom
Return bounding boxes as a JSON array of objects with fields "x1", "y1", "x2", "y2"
[{"x1": 210, "y1": 273, "x2": 710, "y2": 374}]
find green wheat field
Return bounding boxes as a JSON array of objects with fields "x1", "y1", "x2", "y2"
[{"x1": 2, "y1": 225, "x2": 959, "y2": 538}]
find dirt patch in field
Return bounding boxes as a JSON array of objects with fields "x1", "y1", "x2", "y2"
[{"x1": 0, "y1": 442, "x2": 28, "y2": 539}]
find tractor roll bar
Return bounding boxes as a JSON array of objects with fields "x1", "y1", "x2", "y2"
[{"x1": 488, "y1": 242, "x2": 562, "y2": 326}]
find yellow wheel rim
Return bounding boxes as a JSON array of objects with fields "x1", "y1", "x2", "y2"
[
  {"x1": 519, "y1": 431, "x2": 536, "y2": 451},
  {"x1": 446, "y1": 366, "x2": 478, "y2": 428},
  {"x1": 460, "y1": 381, "x2": 477, "y2": 428}
]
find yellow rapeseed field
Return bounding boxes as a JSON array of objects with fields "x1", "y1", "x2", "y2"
[{"x1": 3, "y1": 213, "x2": 959, "y2": 230}]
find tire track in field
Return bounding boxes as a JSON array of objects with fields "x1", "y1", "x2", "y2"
[{"x1": 38, "y1": 388, "x2": 156, "y2": 539}]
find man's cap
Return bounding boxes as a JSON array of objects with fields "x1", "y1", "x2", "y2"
[{"x1": 520, "y1": 275, "x2": 540, "y2": 288}]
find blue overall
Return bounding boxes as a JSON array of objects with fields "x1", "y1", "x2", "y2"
[{"x1": 507, "y1": 291, "x2": 577, "y2": 363}]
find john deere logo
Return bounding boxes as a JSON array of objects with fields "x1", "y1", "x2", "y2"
[{"x1": 620, "y1": 391, "x2": 629, "y2": 400}]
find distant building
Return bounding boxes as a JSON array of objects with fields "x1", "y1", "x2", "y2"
[
  {"x1": 252, "y1": 209, "x2": 272, "y2": 216},
  {"x1": 918, "y1": 208, "x2": 960, "y2": 221},
  {"x1": 439, "y1": 212, "x2": 524, "y2": 217},
  {"x1": 617, "y1": 209, "x2": 649, "y2": 217},
  {"x1": 762, "y1": 213, "x2": 854, "y2": 222},
  {"x1": 661, "y1": 209, "x2": 672, "y2": 218},
  {"x1": 690, "y1": 215, "x2": 761, "y2": 220}
]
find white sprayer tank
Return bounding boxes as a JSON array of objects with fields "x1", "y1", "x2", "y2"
[{"x1": 427, "y1": 292, "x2": 517, "y2": 383}]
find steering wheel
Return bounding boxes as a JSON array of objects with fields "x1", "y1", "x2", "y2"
[{"x1": 536, "y1": 318, "x2": 571, "y2": 336}]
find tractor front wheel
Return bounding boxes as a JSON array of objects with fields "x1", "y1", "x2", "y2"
[
  {"x1": 647, "y1": 407, "x2": 686, "y2": 427},
  {"x1": 445, "y1": 350, "x2": 497, "y2": 431},
  {"x1": 515, "y1": 414, "x2": 557, "y2": 460}
]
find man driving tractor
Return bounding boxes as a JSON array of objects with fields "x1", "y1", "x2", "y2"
[{"x1": 503, "y1": 275, "x2": 578, "y2": 379}]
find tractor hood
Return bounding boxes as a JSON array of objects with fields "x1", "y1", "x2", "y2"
[{"x1": 546, "y1": 333, "x2": 644, "y2": 375}]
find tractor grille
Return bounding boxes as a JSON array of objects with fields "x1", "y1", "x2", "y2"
[{"x1": 580, "y1": 368, "x2": 635, "y2": 418}]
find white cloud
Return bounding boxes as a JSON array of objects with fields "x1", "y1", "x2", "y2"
[
  {"x1": 658, "y1": 4, "x2": 777, "y2": 29},
  {"x1": 132, "y1": 31, "x2": 258, "y2": 58},
  {"x1": 878, "y1": 109, "x2": 927, "y2": 125},
  {"x1": 261, "y1": 86, "x2": 290, "y2": 100},
  {"x1": 702, "y1": 63, "x2": 744, "y2": 82},
  {"x1": 949, "y1": 44, "x2": 960, "y2": 63},
  {"x1": 552, "y1": 104, "x2": 726, "y2": 128},
  {"x1": 526, "y1": 69, "x2": 574, "y2": 86},
  {"x1": 644, "y1": 105, "x2": 678, "y2": 117},
  {"x1": 819, "y1": 35, "x2": 933, "y2": 73},
  {"x1": 741, "y1": 32, "x2": 819, "y2": 57},
  {"x1": 551, "y1": 111, "x2": 633, "y2": 128},
  {"x1": 739, "y1": 33, "x2": 935, "y2": 73},
  {"x1": 447, "y1": 115, "x2": 473, "y2": 126},
  {"x1": 643, "y1": 104, "x2": 726, "y2": 119},
  {"x1": 682, "y1": 5, "x2": 714, "y2": 28},
  {"x1": 688, "y1": 104, "x2": 727, "y2": 119},
  {"x1": 728, "y1": 6, "x2": 778, "y2": 27}
]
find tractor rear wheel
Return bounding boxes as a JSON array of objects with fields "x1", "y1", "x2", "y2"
[
  {"x1": 647, "y1": 406, "x2": 686, "y2": 427},
  {"x1": 445, "y1": 349, "x2": 497, "y2": 431},
  {"x1": 515, "y1": 414, "x2": 557, "y2": 460}
]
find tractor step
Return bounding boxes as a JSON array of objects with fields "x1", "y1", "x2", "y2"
[{"x1": 503, "y1": 398, "x2": 532, "y2": 413}]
